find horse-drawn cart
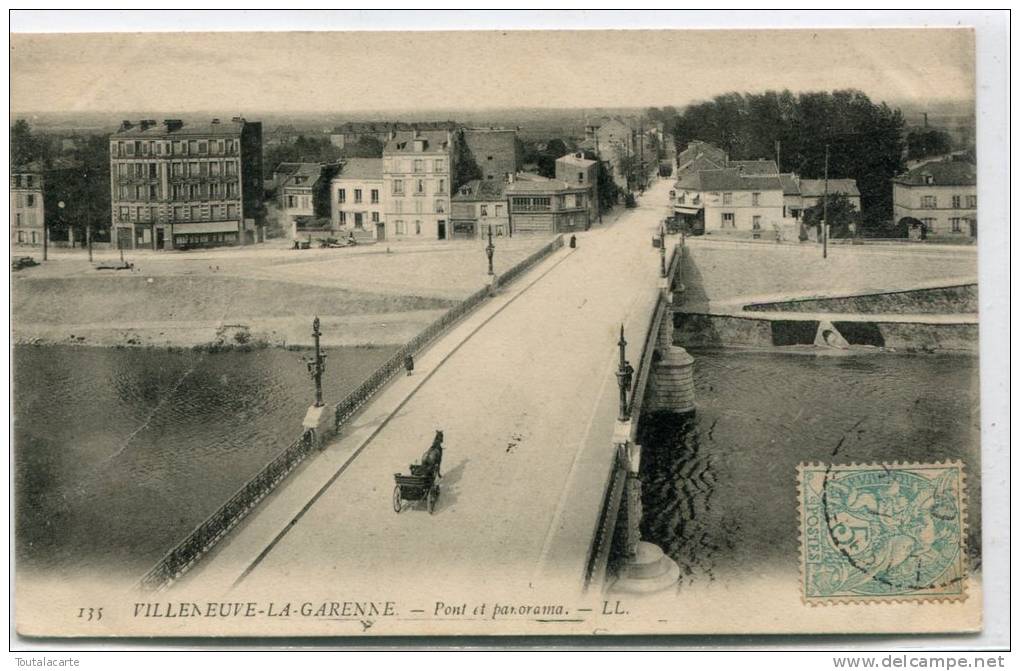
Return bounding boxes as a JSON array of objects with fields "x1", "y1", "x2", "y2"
[{"x1": 393, "y1": 464, "x2": 440, "y2": 514}]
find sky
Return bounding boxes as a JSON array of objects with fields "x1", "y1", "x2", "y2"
[{"x1": 10, "y1": 28, "x2": 975, "y2": 115}]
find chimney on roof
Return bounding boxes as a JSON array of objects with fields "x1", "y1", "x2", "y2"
[
  {"x1": 164, "y1": 119, "x2": 184, "y2": 131},
  {"x1": 389, "y1": 130, "x2": 397, "y2": 141},
  {"x1": 211, "y1": 118, "x2": 220, "y2": 124},
  {"x1": 232, "y1": 116, "x2": 244, "y2": 124},
  {"x1": 413, "y1": 128, "x2": 421, "y2": 139},
  {"x1": 119, "y1": 120, "x2": 134, "y2": 131}
]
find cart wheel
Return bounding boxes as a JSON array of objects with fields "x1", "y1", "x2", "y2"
[
  {"x1": 427, "y1": 486, "x2": 438, "y2": 514},
  {"x1": 392, "y1": 485, "x2": 402, "y2": 513}
]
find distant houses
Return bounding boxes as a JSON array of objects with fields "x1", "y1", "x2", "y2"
[{"x1": 671, "y1": 140, "x2": 862, "y2": 239}]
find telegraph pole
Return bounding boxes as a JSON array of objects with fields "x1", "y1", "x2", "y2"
[
  {"x1": 823, "y1": 144, "x2": 829, "y2": 260},
  {"x1": 775, "y1": 140, "x2": 781, "y2": 173}
]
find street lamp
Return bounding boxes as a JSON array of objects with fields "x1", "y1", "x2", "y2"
[
  {"x1": 485, "y1": 226, "x2": 495, "y2": 277},
  {"x1": 615, "y1": 325, "x2": 633, "y2": 421},
  {"x1": 659, "y1": 233, "x2": 667, "y2": 278},
  {"x1": 303, "y1": 316, "x2": 328, "y2": 407}
]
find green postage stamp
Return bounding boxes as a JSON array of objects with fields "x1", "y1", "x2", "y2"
[{"x1": 799, "y1": 462, "x2": 968, "y2": 604}]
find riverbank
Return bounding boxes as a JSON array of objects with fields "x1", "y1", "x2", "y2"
[{"x1": 12, "y1": 236, "x2": 550, "y2": 349}]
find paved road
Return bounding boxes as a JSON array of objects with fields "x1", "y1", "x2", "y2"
[{"x1": 180, "y1": 179, "x2": 675, "y2": 600}]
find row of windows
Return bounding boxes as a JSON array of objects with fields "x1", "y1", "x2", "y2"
[
  {"x1": 337, "y1": 211, "x2": 381, "y2": 227},
  {"x1": 111, "y1": 138, "x2": 238, "y2": 158},
  {"x1": 919, "y1": 217, "x2": 975, "y2": 233},
  {"x1": 286, "y1": 195, "x2": 312, "y2": 209},
  {"x1": 117, "y1": 203, "x2": 238, "y2": 223},
  {"x1": 15, "y1": 230, "x2": 39, "y2": 244},
  {"x1": 117, "y1": 182, "x2": 239, "y2": 201},
  {"x1": 116, "y1": 160, "x2": 239, "y2": 179},
  {"x1": 391, "y1": 178, "x2": 446, "y2": 196},
  {"x1": 721, "y1": 192, "x2": 764, "y2": 206},
  {"x1": 386, "y1": 158, "x2": 446, "y2": 174},
  {"x1": 14, "y1": 212, "x2": 38, "y2": 227},
  {"x1": 12, "y1": 174, "x2": 36, "y2": 188},
  {"x1": 478, "y1": 204, "x2": 504, "y2": 217},
  {"x1": 337, "y1": 188, "x2": 380, "y2": 204},
  {"x1": 511, "y1": 196, "x2": 552, "y2": 212},
  {"x1": 392, "y1": 198, "x2": 446, "y2": 214},
  {"x1": 510, "y1": 194, "x2": 585, "y2": 212},
  {"x1": 13, "y1": 193, "x2": 38, "y2": 208},
  {"x1": 393, "y1": 220, "x2": 425, "y2": 236},
  {"x1": 920, "y1": 195, "x2": 977, "y2": 209}
]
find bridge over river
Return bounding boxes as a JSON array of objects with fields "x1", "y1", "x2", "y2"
[{"x1": 174, "y1": 178, "x2": 682, "y2": 602}]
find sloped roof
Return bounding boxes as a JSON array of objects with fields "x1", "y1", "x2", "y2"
[
  {"x1": 799, "y1": 179, "x2": 860, "y2": 198},
  {"x1": 334, "y1": 158, "x2": 383, "y2": 181},
  {"x1": 556, "y1": 153, "x2": 596, "y2": 168},
  {"x1": 676, "y1": 140, "x2": 727, "y2": 165},
  {"x1": 779, "y1": 173, "x2": 801, "y2": 196},
  {"x1": 114, "y1": 119, "x2": 249, "y2": 138},
  {"x1": 698, "y1": 168, "x2": 782, "y2": 192},
  {"x1": 453, "y1": 179, "x2": 507, "y2": 202},
  {"x1": 893, "y1": 159, "x2": 976, "y2": 187},
  {"x1": 730, "y1": 159, "x2": 779, "y2": 175},
  {"x1": 677, "y1": 153, "x2": 727, "y2": 176}
]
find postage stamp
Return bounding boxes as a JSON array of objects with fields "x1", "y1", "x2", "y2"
[{"x1": 798, "y1": 462, "x2": 968, "y2": 605}]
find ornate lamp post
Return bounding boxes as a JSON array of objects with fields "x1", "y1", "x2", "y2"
[
  {"x1": 485, "y1": 226, "x2": 495, "y2": 276},
  {"x1": 615, "y1": 325, "x2": 633, "y2": 421},
  {"x1": 659, "y1": 233, "x2": 667, "y2": 278},
  {"x1": 304, "y1": 316, "x2": 328, "y2": 407}
]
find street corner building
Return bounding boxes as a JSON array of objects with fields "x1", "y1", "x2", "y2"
[{"x1": 109, "y1": 117, "x2": 264, "y2": 250}]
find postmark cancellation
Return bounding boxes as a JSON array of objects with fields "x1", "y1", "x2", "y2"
[{"x1": 798, "y1": 461, "x2": 968, "y2": 605}]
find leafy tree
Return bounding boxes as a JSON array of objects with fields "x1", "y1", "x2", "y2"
[
  {"x1": 668, "y1": 89, "x2": 905, "y2": 228},
  {"x1": 802, "y1": 192, "x2": 861, "y2": 239},
  {"x1": 906, "y1": 128, "x2": 953, "y2": 160},
  {"x1": 45, "y1": 135, "x2": 111, "y2": 243},
  {"x1": 582, "y1": 149, "x2": 620, "y2": 213},
  {"x1": 11, "y1": 119, "x2": 48, "y2": 167},
  {"x1": 452, "y1": 134, "x2": 483, "y2": 189}
]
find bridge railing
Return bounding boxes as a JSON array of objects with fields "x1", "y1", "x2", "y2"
[
  {"x1": 138, "y1": 234, "x2": 564, "y2": 592},
  {"x1": 584, "y1": 239, "x2": 683, "y2": 590}
]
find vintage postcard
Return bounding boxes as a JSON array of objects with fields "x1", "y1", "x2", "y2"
[{"x1": 11, "y1": 24, "x2": 988, "y2": 639}]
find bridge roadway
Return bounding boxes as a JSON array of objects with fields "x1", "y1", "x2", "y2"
[{"x1": 180, "y1": 179, "x2": 675, "y2": 601}]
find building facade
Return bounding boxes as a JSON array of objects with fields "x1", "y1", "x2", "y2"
[
  {"x1": 330, "y1": 158, "x2": 384, "y2": 240},
  {"x1": 382, "y1": 130, "x2": 454, "y2": 240},
  {"x1": 10, "y1": 167, "x2": 45, "y2": 246},
  {"x1": 892, "y1": 159, "x2": 977, "y2": 239},
  {"x1": 555, "y1": 152, "x2": 599, "y2": 224},
  {"x1": 272, "y1": 162, "x2": 336, "y2": 241},
  {"x1": 450, "y1": 179, "x2": 508, "y2": 239},
  {"x1": 109, "y1": 117, "x2": 263, "y2": 250},
  {"x1": 505, "y1": 173, "x2": 590, "y2": 234}
]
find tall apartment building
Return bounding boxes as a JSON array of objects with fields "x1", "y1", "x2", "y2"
[
  {"x1": 382, "y1": 130, "x2": 454, "y2": 240},
  {"x1": 11, "y1": 165, "x2": 45, "y2": 246},
  {"x1": 109, "y1": 117, "x2": 263, "y2": 250}
]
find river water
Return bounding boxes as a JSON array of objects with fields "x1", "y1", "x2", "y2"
[
  {"x1": 15, "y1": 345, "x2": 980, "y2": 588},
  {"x1": 13, "y1": 344, "x2": 397, "y2": 578},
  {"x1": 638, "y1": 350, "x2": 981, "y2": 588}
]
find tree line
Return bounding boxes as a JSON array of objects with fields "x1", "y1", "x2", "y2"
[{"x1": 665, "y1": 89, "x2": 906, "y2": 230}]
